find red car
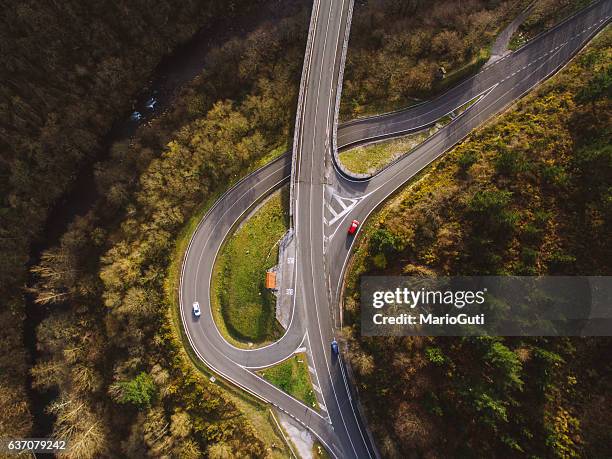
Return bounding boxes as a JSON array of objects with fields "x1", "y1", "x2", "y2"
[{"x1": 348, "y1": 219, "x2": 360, "y2": 235}]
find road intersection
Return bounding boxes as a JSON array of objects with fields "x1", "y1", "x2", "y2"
[{"x1": 180, "y1": 1, "x2": 611, "y2": 456}]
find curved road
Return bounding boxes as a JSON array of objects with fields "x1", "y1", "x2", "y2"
[{"x1": 180, "y1": 1, "x2": 611, "y2": 457}]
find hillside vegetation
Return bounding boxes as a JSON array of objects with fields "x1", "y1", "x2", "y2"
[
  {"x1": 344, "y1": 28, "x2": 611, "y2": 458},
  {"x1": 340, "y1": 0, "x2": 530, "y2": 119},
  {"x1": 0, "y1": 0, "x2": 270, "y2": 442},
  {"x1": 23, "y1": 2, "x2": 310, "y2": 457}
]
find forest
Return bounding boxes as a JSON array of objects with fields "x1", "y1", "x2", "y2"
[
  {"x1": 1, "y1": 0, "x2": 308, "y2": 456},
  {"x1": 1, "y1": 0, "x2": 262, "y2": 444},
  {"x1": 343, "y1": 28, "x2": 611, "y2": 458}
]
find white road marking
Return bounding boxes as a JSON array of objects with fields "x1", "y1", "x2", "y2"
[
  {"x1": 327, "y1": 202, "x2": 340, "y2": 218},
  {"x1": 327, "y1": 194, "x2": 360, "y2": 225}
]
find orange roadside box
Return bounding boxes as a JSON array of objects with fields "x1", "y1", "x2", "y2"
[{"x1": 265, "y1": 271, "x2": 276, "y2": 289}]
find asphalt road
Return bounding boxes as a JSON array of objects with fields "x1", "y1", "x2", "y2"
[
  {"x1": 289, "y1": 0, "x2": 377, "y2": 457},
  {"x1": 179, "y1": 1, "x2": 611, "y2": 457}
]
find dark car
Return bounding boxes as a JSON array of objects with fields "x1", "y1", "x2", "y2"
[{"x1": 331, "y1": 339, "x2": 339, "y2": 356}]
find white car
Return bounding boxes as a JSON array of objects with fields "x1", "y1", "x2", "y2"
[{"x1": 192, "y1": 301, "x2": 201, "y2": 317}]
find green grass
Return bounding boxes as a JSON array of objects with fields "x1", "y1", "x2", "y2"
[
  {"x1": 339, "y1": 131, "x2": 432, "y2": 175},
  {"x1": 258, "y1": 354, "x2": 318, "y2": 409},
  {"x1": 212, "y1": 187, "x2": 289, "y2": 346}
]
